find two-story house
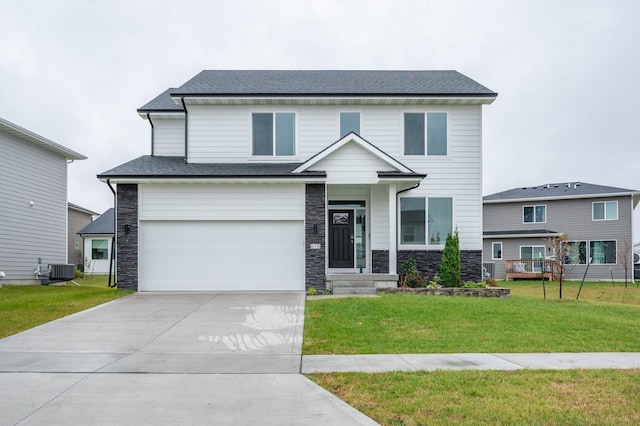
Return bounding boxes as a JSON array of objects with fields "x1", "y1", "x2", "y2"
[
  {"x1": 99, "y1": 70, "x2": 497, "y2": 292},
  {"x1": 483, "y1": 182, "x2": 640, "y2": 281},
  {"x1": 0, "y1": 117, "x2": 86, "y2": 284}
]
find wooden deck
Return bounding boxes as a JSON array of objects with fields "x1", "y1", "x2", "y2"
[{"x1": 505, "y1": 259, "x2": 557, "y2": 281}]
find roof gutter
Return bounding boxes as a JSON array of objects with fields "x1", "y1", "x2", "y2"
[
  {"x1": 146, "y1": 113, "x2": 155, "y2": 156},
  {"x1": 106, "y1": 178, "x2": 117, "y2": 289},
  {"x1": 180, "y1": 97, "x2": 188, "y2": 163}
]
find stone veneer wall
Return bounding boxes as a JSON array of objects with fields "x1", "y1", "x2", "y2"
[
  {"x1": 305, "y1": 184, "x2": 326, "y2": 291},
  {"x1": 372, "y1": 250, "x2": 389, "y2": 273},
  {"x1": 116, "y1": 184, "x2": 138, "y2": 291},
  {"x1": 397, "y1": 250, "x2": 482, "y2": 283}
]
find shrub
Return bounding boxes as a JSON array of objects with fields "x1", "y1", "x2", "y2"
[
  {"x1": 400, "y1": 258, "x2": 426, "y2": 288},
  {"x1": 486, "y1": 277, "x2": 497, "y2": 287},
  {"x1": 439, "y1": 228, "x2": 461, "y2": 287}
]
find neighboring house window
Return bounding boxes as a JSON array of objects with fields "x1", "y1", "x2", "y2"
[
  {"x1": 523, "y1": 205, "x2": 546, "y2": 223},
  {"x1": 400, "y1": 198, "x2": 425, "y2": 244},
  {"x1": 74, "y1": 241, "x2": 80, "y2": 250},
  {"x1": 400, "y1": 197, "x2": 453, "y2": 246},
  {"x1": 404, "y1": 112, "x2": 447, "y2": 156},
  {"x1": 590, "y1": 240, "x2": 616, "y2": 264},
  {"x1": 593, "y1": 201, "x2": 618, "y2": 221},
  {"x1": 340, "y1": 112, "x2": 360, "y2": 137},
  {"x1": 520, "y1": 246, "x2": 545, "y2": 260},
  {"x1": 92, "y1": 239, "x2": 108, "y2": 260},
  {"x1": 252, "y1": 112, "x2": 296, "y2": 156},
  {"x1": 564, "y1": 241, "x2": 587, "y2": 264},
  {"x1": 428, "y1": 197, "x2": 452, "y2": 245},
  {"x1": 492, "y1": 242, "x2": 503, "y2": 260}
]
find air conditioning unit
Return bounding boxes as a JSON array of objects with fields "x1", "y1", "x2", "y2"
[{"x1": 37, "y1": 264, "x2": 76, "y2": 285}]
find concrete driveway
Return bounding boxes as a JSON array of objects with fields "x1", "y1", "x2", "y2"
[{"x1": 0, "y1": 292, "x2": 377, "y2": 425}]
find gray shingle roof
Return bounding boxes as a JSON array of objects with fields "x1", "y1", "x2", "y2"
[
  {"x1": 138, "y1": 88, "x2": 183, "y2": 112},
  {"x1": 138, "y1": 70, "x2": 497, "y2": 111},
  {"x1": 173, "y1": 70, "x2": 497, "y2": 97},
  {"x1": 484, "y1": 182, "x2": 640, "y2": 202},
  {"x1": 78, "y1": 208, "x2": 114, "y2": 235},
  {"x1": 98, "y1": 156, "x2": 326, "y2": 179}
]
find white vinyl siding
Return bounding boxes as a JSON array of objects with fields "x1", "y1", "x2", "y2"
[
  {"x1": 307, "y1": 142, "x2": 393, "y2": 184},
  {"x1": 153, "y1": 117, "x2": 185, "y2": 156},
  {"x1": 181, "y1": 103, "x2": 483, "y2": 251},
  {"x1": 140, "y1": 183, "x2": 305, "y2": 221},
  {"x1": 0, "y1": 130, "x2": 68, "y2": 280}
]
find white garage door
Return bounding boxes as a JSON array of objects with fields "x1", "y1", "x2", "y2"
[{"x1": 138, "y1": 221, "x2": 304, "y2": 291}]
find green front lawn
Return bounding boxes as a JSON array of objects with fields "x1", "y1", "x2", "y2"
[
  {"x1": 0, "y1": 276, "x2": 130, "y2": 339},
  {"x1": 306, "y1": 281, "x2": 640, "y2": 425},
  {"x1": 303, "y1": 281, "x2": 640, "y2": 354}
]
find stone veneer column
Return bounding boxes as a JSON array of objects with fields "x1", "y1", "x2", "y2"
[
  {"x1": 116, "y1": 184, "x2": 138, "y2": 291},
  {"x1": 305, "y1": 184, "x2": 326, "y2": 292}
]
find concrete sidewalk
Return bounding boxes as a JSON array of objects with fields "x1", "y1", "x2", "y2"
[{"x1": 302, "y1": 352, "x2": 640, "y2": 373}]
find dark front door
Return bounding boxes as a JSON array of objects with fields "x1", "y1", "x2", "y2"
[{"x1": 329, "y1": 210, "x2": 354, "y2": 268}]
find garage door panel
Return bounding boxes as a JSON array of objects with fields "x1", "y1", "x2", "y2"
[{"x1": 139, "y1": 221, "x2": 304, "y2": 291}]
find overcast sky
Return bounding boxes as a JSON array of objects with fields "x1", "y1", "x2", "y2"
[{"x1": 2, "y1": 0, "x2": 639, "y2": 240}]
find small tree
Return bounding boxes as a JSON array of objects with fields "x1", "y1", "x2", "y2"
[
  {"x1": 546, "y1": 232, "x2": 578, "y2": 299},
  {"x1": 619, "y1": 235, "x2": 633, "y2": 288},
  {"x1": 439, "y1": 228, "x2": 460, "y2": 287}
]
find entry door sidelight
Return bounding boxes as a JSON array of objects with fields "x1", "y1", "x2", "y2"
[{"x1": 329, "y1": 210, "x2": 354, "y2": 268}]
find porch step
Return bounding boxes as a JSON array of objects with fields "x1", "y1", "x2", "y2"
[{"x1": 326, "y1": 274, "x2": 399, "y2": 295}]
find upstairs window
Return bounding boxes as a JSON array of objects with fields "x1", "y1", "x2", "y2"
[
  {"x1": 593, "y1": 201, "x2": 618, "y2": 221},
  {"x1": 340, "y1": 112, "x2": 360, "y2": 137},
  {"x1": 252, "y1": 112, "x2": 295, "y2": 156},
  {"x1": 404, "y1": 112, "x2": 447, "y2": 156},
  {"x1": 523, "y1": 205, "x2": 546, "y2": 223}
]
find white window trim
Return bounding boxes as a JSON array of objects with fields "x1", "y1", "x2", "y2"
[
  {"x1": 398, "y1": 195, "x2": 454, "y2": 250},
  {"x1": 592, "y1": 200, "x2": 618, "y2": 221},
  {"x1": 522, "y1": 204, "x2": 547, "y2": 224},
  {"x1": 249, "y1": 111, "x2": 298, "y2": 160},
  {"x1": 492, "y1": 242, "x2": 503, "y2": 260},
  {"x1": 401, "y1": 110, "x2": 449, "y2": 158},
  {"x1": 338, "y1": 111, "x2": 362, "y2": 138},
  {"x1": 519, "y1": 245, "x2": 546, "y2": 259},
  {"x1": 588, "y1": 239, "x2": 618, "y2": 265}
]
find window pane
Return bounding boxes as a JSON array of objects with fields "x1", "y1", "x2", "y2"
[
  {"x1": 91, "y1": 239, "x2": 108, "y2": 260},
  {"x1": 427, "y1": 112, "x2": 447, "y2": 155},
  {"x1": 340, "y1": 112, "x2": 360, "y2": 137},
  {"x1": 400, "y1": 198, "x2": 425, "y2": 244},
  {"x1": 493, "y1": 242, "x2": 502, "y2": 260},
  {"x1": 520, "y1": 246, "x2": 533, "y2": 259},
  {"x1": 428, "y1": 197, "x2": 452, "y2": 245},
  {"x1": 565, "y1": 241, "x2": 586, "y2": 264},
  {"x1": 535, "y1": 205, "x2": 546, "y2": 222},
  {"x1": 590, "y1": 240, "x2": 616, "y2": 264},
  {"x1": 275, "y1": 113, "x2": 295, "y2": 155},
  {"x1": 533, "y1": 246, "x2": 545, "y2": 259},
  {"x1": 593, "y1": 202, "x2": 604, "y2": 220},
  {"x1": 404, "y1": 113, "x2": 425, "y2": 155},
  {"x1": 606, "y1": 201, "x2": 618, "y2": 220},
  {"x1": 523, "y1": 206, "x2": 534, "y2": 223},
  {"x1": 252, "y1": 113, "x2": 273, "y2": 155}
]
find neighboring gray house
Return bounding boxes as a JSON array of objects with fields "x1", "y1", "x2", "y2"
[
  {"x1": 0, "y1": 117, "x2": 86, "y2": 284},
  {"x1": 99, "y1": 70, "x2": 497, "y2": 292},
  {"x1": 68, "y1": 203, "x2": 97, "y2": 268},
  {"x1": 483, "y1": 182, "x2": 640, "y2": 281},
  {"x1": 78, "y1": 208, "x2": 114, "y2": 274}
]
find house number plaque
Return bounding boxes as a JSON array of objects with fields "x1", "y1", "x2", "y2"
[{"x1": 309, "y1": 243, "x2": 321, "y2": 249}]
